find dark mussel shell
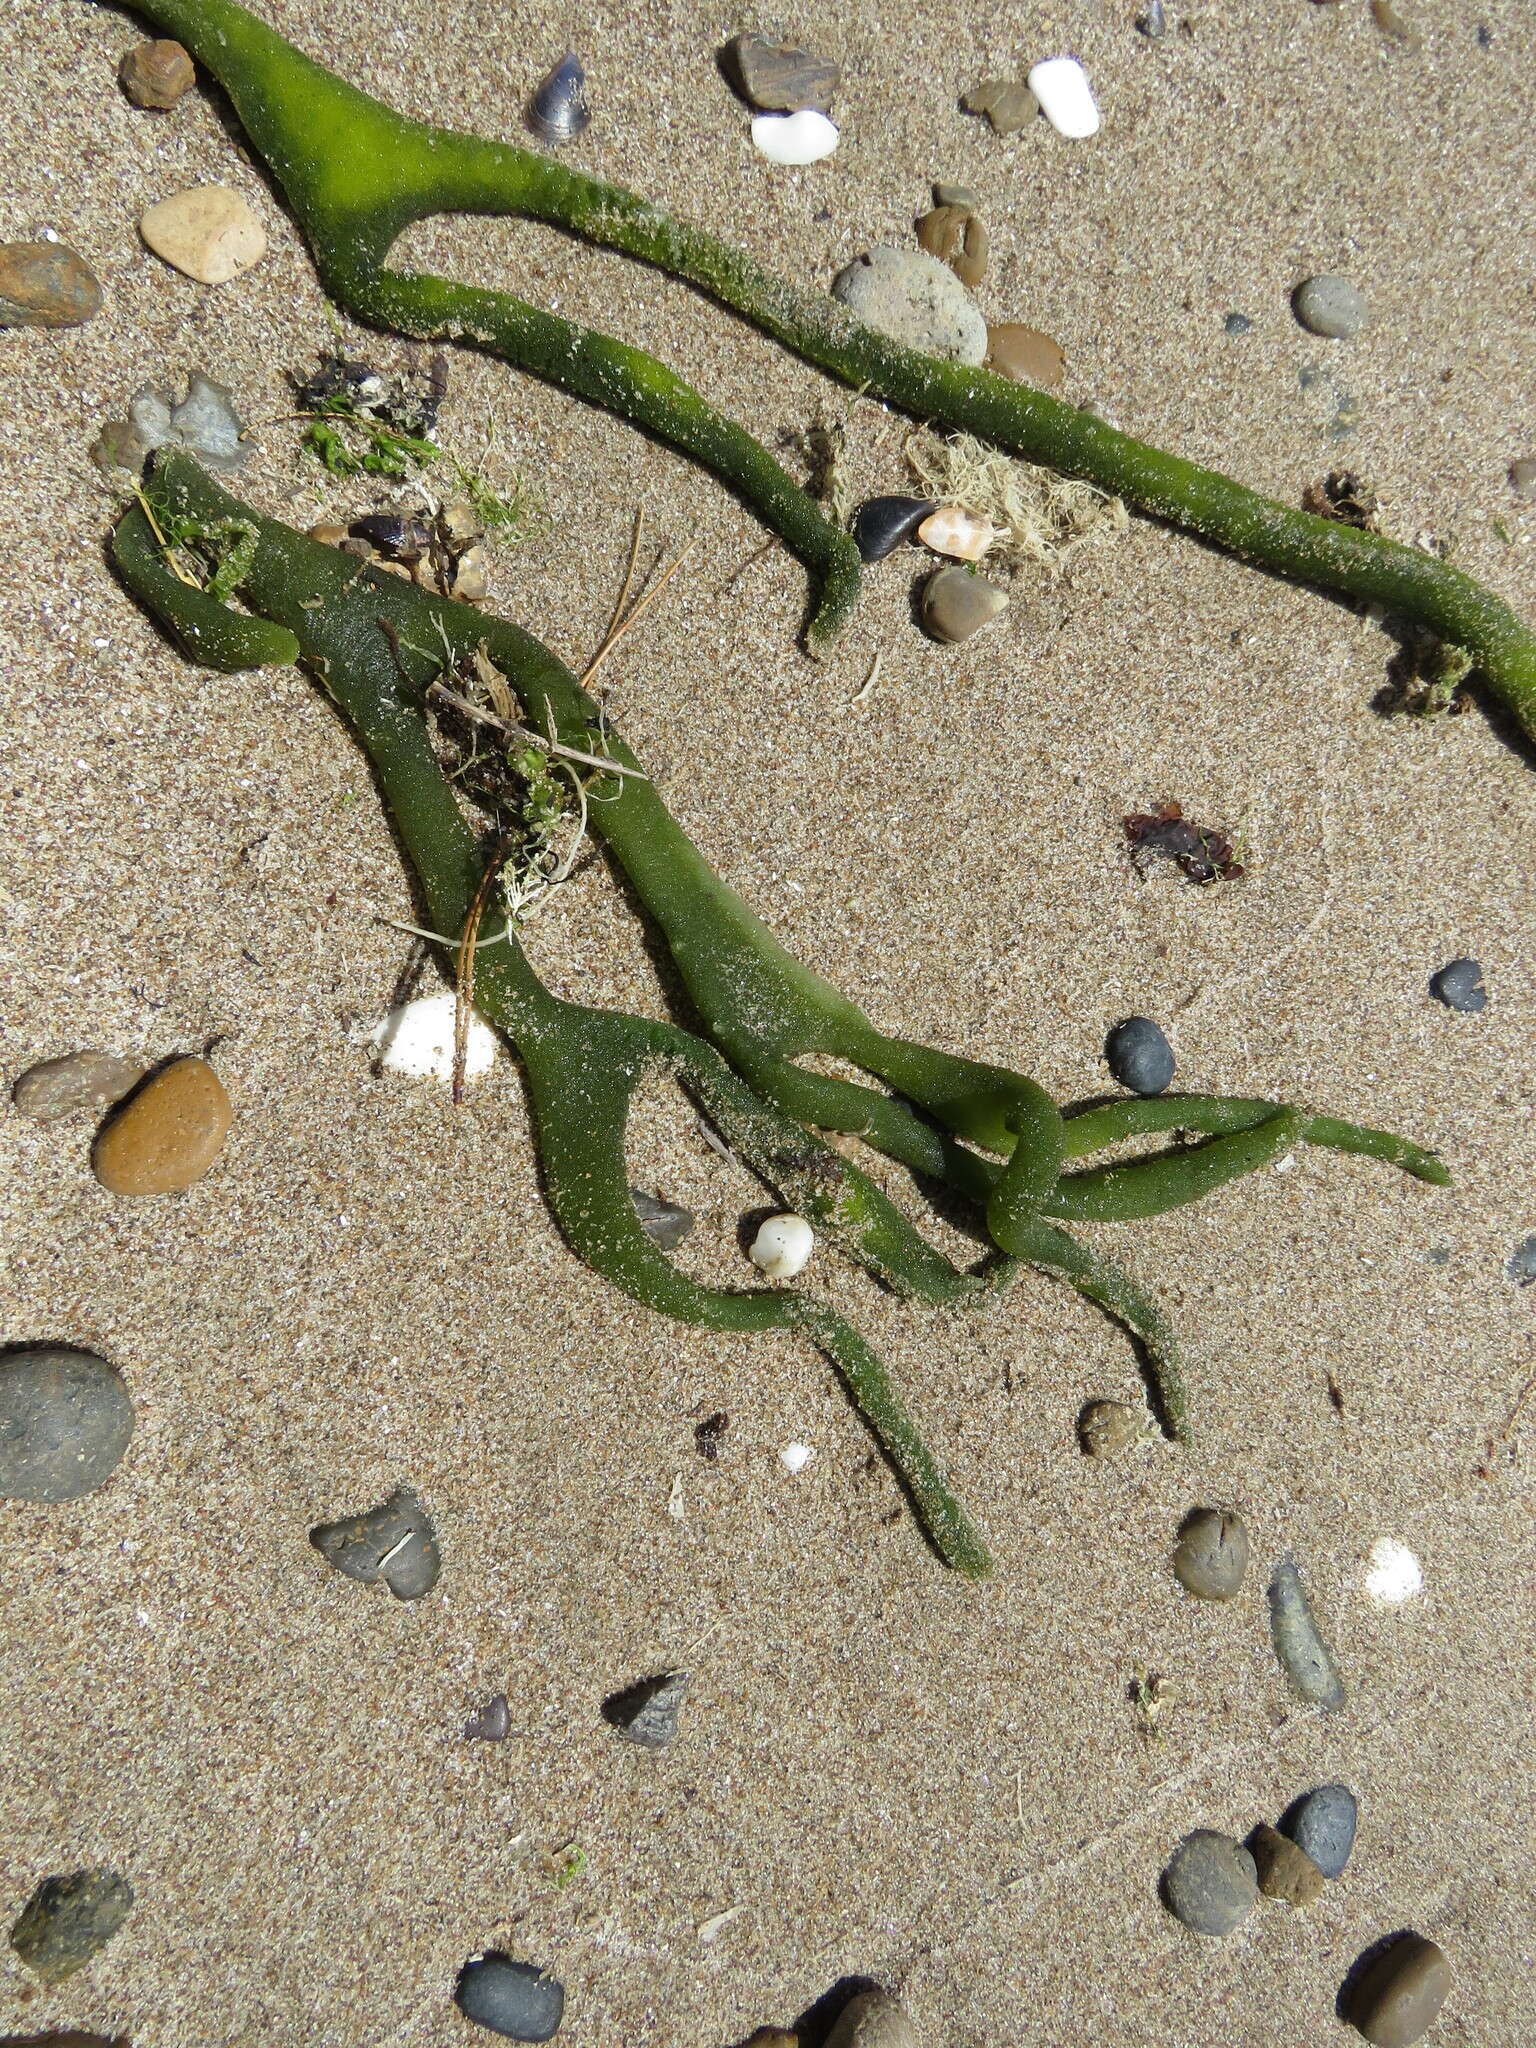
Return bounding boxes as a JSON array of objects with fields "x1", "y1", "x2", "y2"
[
  {"x1": 852, "y1": 494, "x2": 935, "y2": 564},
  {"x1": 527, "y1": 53, "x2": 590, "y2": 144},
  {"x1": 349, "y1": 513, "x2": 434, "y2": 561}
]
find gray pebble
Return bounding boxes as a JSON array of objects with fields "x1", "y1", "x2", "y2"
[
  {"x1": 1136, "y1": 0, "x2": 1168, "y2": 37},
  {"x1": 11, "y1": 1050, "x2": 147, "y2": 1123},
  {"x1": 604, "y1": 1668, "x2": 689, "y2": 1749},
  {"x1": 1509, "y1": 457, "x2": 1536, "y2": 500},
  {"x1": 1105, "y1": 1015, "x2": 1175, "y2": 1096},
  {"x1": 1346, "y1": 1932, "x2": 1450, "y2": 2047},
  {"x1": 1163, "y1": 1829, "x2": 1258, "y2": 1937},
  {"x1": 823, "y1": 1989, "x2": 918, "y2": 2048},
  {"x1": 726, "y1": 34, "x2": 840, "y2": 115},
  {"x1": 1268, "y1": 1553, "x2": 1345, "y2": 1711},
  {"x1": 1429, "y1": 956, "x2": 1486, "y2": 1013},
  {"x1": 1172, "y1": 1507, "x2": 1250, "y2": 1601},
  {"x1": 1293, "y1": 274, "x2": 1369, "y2": 339},
  {"x1": 920, "y1": 565, "x2": 1008, "y2": 644},
  {"x1": 831, "y1": 247, "x2": 987, "y2": 364},
  {"x1": 1284, "y1": 1782, "x2": 1358, "y2": 1878},
  {"x1": 630, "y1": 1187, "x2": 695, "y2": 1252},
  {"x1": 1078, "y1": 1398, "x2": 1142, "y2": 1457},
  {"x1": 0, "y1": 1346, "x2": 135, "y2": 1503},
  {"x1": 1505, "y1": 1235, "x2": 1536, "y2": 1284},
  {"x1": 1224, "y1": 311, "x2": 1253, "y2": 335},
  {"x1": 464, "y1": 1692, "x2": 511, "y2": 1742},
  {"x1": 9, "y1": 1869, "x2": 134, "y2": 1984},
  {"x1": 310, "y1": 1484, "x2": 440, "y2": 1600},
  {"x1": 455, "y1": 1953, "x2": 565, "y2": 2040}
]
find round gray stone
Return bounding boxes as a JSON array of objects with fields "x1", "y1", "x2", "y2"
[
  {"x1": 455, "y1": 1954, "x2": 565, "y2": 2040},
  {"x1": 0, "y1": 1347, "x2": 135, "y2": 1502},
  {"x1": 1429, "y1": 957, "x2": 1486, "y2": 1013},
  {"x1": 831, "y1": 247, "x2": 987, "y2": 364},
  {"x1": 1163, "y1": 1829, "x2": 1258, "y2": 1937},
  {"x1": 1293, "y1": 274, "x2": 1369, "y2": 339},
  {"x1": 1172, "y1": 1507, "x2": 1250, "y2": 1601},
  {"x1": 920, "y1": 565, "x2": 1008, "y2": 644},
  {"x1": 1284, "y1": 1782, "x2": 1358, "y2": 1878},
  {"x1": 1105, "y1": 1016, "x2": 1175, "y2": 1095}
]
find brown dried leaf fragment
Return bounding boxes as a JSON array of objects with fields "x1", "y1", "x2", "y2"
[{"x1": 1124, "y1": 801, "x2": 1244, "y2": 884}]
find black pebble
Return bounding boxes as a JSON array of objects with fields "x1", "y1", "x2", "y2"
[
  {"x1": 310, "y1": 1484, "x2": 440, "y2": 1600},
  {"x1": 603, "y1": 1668, "x2": 689, "y2": 1749},
  {"x1": 455, "y1": 1953, "x2": 565, "y2": 2041},
  {"x1": 464, "y1": 1692, "x2": 511, "y2": 1742},
  {"x1": 1429, "y1": 956, "x2": 1486, "y2": 1013},
  {"x1": 851, "y1": 495, "x2": 935, "y2": 564},
  {"x1": 1223, "y1": 312, "x2": 1252, "y2": 335},
  {"x1": 1106, "y1": 1016, "x2": 1175, "y2": 1096}
]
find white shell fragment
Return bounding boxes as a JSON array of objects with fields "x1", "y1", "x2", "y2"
[
  {"x1": 370, "y1": 992, "x2": 497, "y2": 1085},
  {"x1": 749, "y1": 1213, "x2": 815, "y2": 1280},
  {"x1": 1026, "y1": 56, "x2": 1101, "y2": 139},
  {"x1": 917, "y1": 504, "x2": 992, "y2": 562},
  {"x1": 1362, "y1": 1537, "x2": 1424, "y2": 1606},
  {"x1": 780, "y1": 1442, "x2": 816, "y2": 1475},
  {"x1": 751, "y1": 109, "x2": 839, "y2": 165}
]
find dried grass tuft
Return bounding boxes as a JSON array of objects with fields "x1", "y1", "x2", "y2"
[{"x1": 903, "y1": 429, "x2": 1128, "y2": 574}]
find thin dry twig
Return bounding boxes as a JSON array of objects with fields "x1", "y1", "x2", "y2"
[
  {"x1": 453, "y1": 826, "x2": 519, "y2": 1106},
  {"x1": 577, "y1": 540, "x2": 696, "y2": 693},
  {"x1": 427, "y1": 679, "x2": 647, "y2": 780},
  {"x1": 848, "y1": 646, "x2": 884, "y2": 708}
]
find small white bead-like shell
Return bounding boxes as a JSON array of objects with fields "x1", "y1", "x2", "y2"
[
  {"x1": 1026, "y1": 56, "x2": 1101, "y2": 139},
  {"x1": 749, "y1": 1213, "x2": 815, "y2": 1279},
  {"x1": 751, "y1": 109, "x2": 839, "y2": 165},
  {"x1": 917, "y1": 504, "x2": 993, "y2": 562}
]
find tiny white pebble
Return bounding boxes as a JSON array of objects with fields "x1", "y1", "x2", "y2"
[
  {"x1": 1362, "y1": 1537, "x2": 1423, "y2": 1605},
  {"x1": 751, "y1": 108, "x2": 839, "y2": 165},
  {"x1": 370, "y1": 991, "x2": 497, "y2": 1084},
  {"x1": 1026, "y1": 55, "x2": 1100, "y2": 139},
  {"x1": 750, "y1": 1212, "x2": 815, "y2": 1279},
  {"x1": 1274, "y1": 1152, "x2": 1297, "y2": 1174},
  {"x1": 780, "y1": 1442, "x2": 815, "y2": 1475},
  {"x1": 667, "y1": 1474, "x2": 686, "y2": 1521}
]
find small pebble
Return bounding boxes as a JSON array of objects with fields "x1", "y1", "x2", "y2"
[
  {"x1": 1249, "y1": 1822, "x2": 1325, "y2": 1906},
  {"x1": 1371, "y1": 0, "x2": 1422, "y2": 49},
  {"x1": 310, "y1": 1485, "x2": 440, "y2": 1600},
  {"x1": 727, "y1": 35, "x2": 840, "y2": 115},
  {"x1": 920, "y1": 565, "x2": 1008, "y2": 645},
  {"x1": 750, "y1": 1213, "x2": 815, "y2": 1280},
  {"x1": 917, "y1": 504, "x2": 992, "y2": 562},
  {"x1": 1505, "y1": 1234, "x2": 1536, "y2": 1284},
  {"x1": 852, "y1": 495, "x2": 934, "y2": 563},
  {"x1": 119, "y1": 37, "x2": 196, "y2": 108},
  {"x1": 985, "y1": 321, "x2": 1066, "y2": 390},
  {"x1": 455, "y1": 1953, "x2": 566, "y2": 2041},
  {"x1": 1078, "y1": 1398, "x2": 1142, "y2": 1457},
  {"x1": 309, "y1": 522, "x2": 350, "y2": 547},
  {"x1": 694, "y1": 1410, "x2": 730, "y2": 1459},
  {"x1": 1162, "y1": 1829, "x2": 1258, "y2": 1937},
  {"x1": 1105, "y1": 1016, "x2": 1175, "y2": 1096},
  {"x1": 779, "y1": 1441, "x2": 815, "y2": 1475},
  {"x1": 1172, "y1": 1507, "x2": 1250, "y2": 1601},
  {"x1": 630, "y1": 1188, "x2": 695, "y2": 1251},
  {"x1": 823, "y1": 1989, "x2": 918, "y2": 2048},
  {"x1": 1508, "y1": 457, "x2": 1536, "y2": 500},
  {"x1": 0, "y1": 241, "x2": 102, "y2": 328},
  {"x1": 91, "y1": 1055, "x2": 231, "y2": 1196},
  {"x1": 371, "y1": 991, "x2": 496, "y2": 1084},
  {"x1": 1293, "y1": 274, "x2": 1369, "y2": 339},
  {"x1": 451, "y1": 545, "x2": 490, "y2": 602},
  {"x1": 933, "y1": 181, "x2": 981, "y2": 209},
  {"x1": 1224, "y1": 311, "x2": 1253, "y2": 335},
  {"x1": 0, "y1": 1346, "x2": 135, "y2": 1503},
  {"x1": 1268, "y1": 1552, "x2": 1345, "y2": 1711},
  {"x1": 741, "y1": 2033, "x2": 799, "y2": 2048},
  {"x1": 464, "y1": 1692, "x2": 511, "y2": 1742},
  {"x1": 832, "y1": 247, "x2": 986, "y2": 363},
  {"x1": 751, "y1": 109, "x2": 839, "y2": 165},
  {"x1": 1429, "y1": 956, "x2": 1485, "y2": 1013},
  {"x1": 604, "y1": 1668, "x2": 689, "y2": 1749},
  {"x1": 1361, "y1": 1535, "x2": 1422, "y2": 1604},
  {"x1": 9, "y1": 1870, "x2": 134, "y2": 1985},
  {"x1": 1346, "y1": 1933, "x2": 1450, "y2": 2047},
  {"x1": 527, "y1": 54, "x2": 589, "y2": 144},
  {"x1": 140, "y1": 186, "x2": 267, "y2": 285},
  {"x1": 961, "y1": 79, "x2": 1037, "y2": 135},
  {"x1": 93, "y1": 372, "x2": 250, "y2": 475},
  {"x1": 12, "y1": 1050, "x2": 146, "y2": 1122},
  {"x1": 1136, "y1": 0, "x2": 1168, "y2": 36},
  {"x1": 1027, "y1": 56, "x2": 1101, "y2": 139},
  {"x1": 1283, "y1": 1782, "x2": 1357, "y2": 1878},
  {"x1": 915, "y1": 205, "x2": 988, "y2": 288}
]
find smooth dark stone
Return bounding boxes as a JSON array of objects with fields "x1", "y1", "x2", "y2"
[
  {"x1": 1224, "y1": 311, "x2": 1253, "y2": 334},
  {"x1": 310, "y1": 1485, "x2": 440, "y2": 1600},
  {"x1": 603, "y1": 1668, "x2": 689, "y2": 1749},
  {"x1": 1283, "y1": 1782, "x2": 1358, "y2": 1878},
  {"x1": 630, "y1": 1187, "x2": 695, "y2": 1252},
  {"x1": 8, "y1": 1870, "x2": 134, "y2": 1985},
  {"x1": 1105, "y1": 1015, "x2": 1175, "y2": 1095},
  {"x1": 464, "y1": 1692, "x2": 511, "y2": 1742},
  {"x1": 1268, "y1": 1553, "x2": 1345, "y2": 1710},
  {"x1": 1172, "y1": 1507, "x2": 1249, "y2": 1600},
  {"x1": 455, "y1": 1953, "x2": 565, "y2": 2040},
  {"x1": 0, "y1": 1346, "x2": 135, "y2": 1502},
  {"x1": 852, "y1": 495, "x2": 934, "y2": 563},
  {"x1": 1162, "y1": 1829, "x2": 1258, "y2": 1937},
  {"x1": 1429, "y1": 956, "x2": 1486, "y2": 1012},
  {"x1": 1346, "y1": 1932, "x2": 1450, "y2": 2047},
  {"x1": 726, "y1": 34, "x2": 840, "y2": 114},
  {"x1": 527, "y1": 54, "x2": 589, "y2": 143}
]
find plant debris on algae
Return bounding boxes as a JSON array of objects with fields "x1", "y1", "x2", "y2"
[{"x1": 903, "y1": 428, "x2": 1127, "y2": 573}]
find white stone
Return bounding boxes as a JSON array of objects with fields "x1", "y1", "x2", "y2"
[
  {"x1": 370, "y1": 992, "x2": 497, "y2": 1085},
  {"x1": 750, "y1": 1212, "x2": 815, "y2": 1280},
  {"x1": 780, "y1": 1442, "x2": 815, "y2": 1475},
  {"x1": 1362, "y1": 1537, "x2": 1423, "y2": 1605},
  {"x1": 140, "y1": 184, "x2": 267, "y2": 284},
  {"x1": 751, "y1": 108, "x2": 839, "y2": 165},
  {"x1": 1026, "y1": 56, "x2": 1100, "y2": 139},
  {"x1": 917, "y1": 505, "x2": 993, "y2": 562}
]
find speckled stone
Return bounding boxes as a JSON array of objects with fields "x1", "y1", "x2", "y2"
[
  {"x1": 831, "y1": 247, "x2": 987, "y2": 364},
  {"x1": 1347, "y1": 1933, "x2": 1450, "y2": 2047},
  {"x1": 455, "y1": 1953, "x2": 565, "y2": 2040},
  {"x1": 920, "y1": 565, "x2": 1008, "y2": 643},
  {"x1": 1172, "y1": 1507, "x2": 1250, "y2": 1601},
  {"x1": 1268, "y1": 1553, "x2": 1345, "y2": 1711},
  {"x1": 1429, "y1": 957, "x2": 1486, "y2": 1013},
  {"x1": 1293, "y1": 274, "x2": 1369, "y2": 338},
  {"x1": 8, "y1": 1870, "x2": 134, "y2": 1984},
  {"x1": 1249, "y1": 1822, "x2": 1325, "y2": 1905},
  {"x1": 823, "y1": 1989, "x2": 918, "y2": 2048},
  {"x1": 310, "y1": 1485, "x2": 440, "y2": 1600},
  {"x1": 961, "y1": 78, "x2": 1037, "y2": 134},
  {"x1": 604, "y1": 1668, "x2": 689, "y2": 1748},
  {"x1": 1284, "y1": 1783, "x2": 1358, "y2": 1877},
  {"x1": 0, "y1": 242, "x2": 102, "y2": 328},
  {"x1": 12, "y1": 1050, "x2": 147, "y2": 1122},
  {"x1": 119, "y1": 37, "x2": 196, "y2": 108},
  {"x1": 1078, "y1": 1398, "x2": 1142, "y2": 1457},
  {"x1": 1163, "y1": 1829, "x2": 1258, "y2": 1937},
  {"x1": 91, "y1": 1055, "x2": 231, "y2": 1195},
  {"x1": 0, "y1": 1346, "x2": 135, "y2": 1502}
]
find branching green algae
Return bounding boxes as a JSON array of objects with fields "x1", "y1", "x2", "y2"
[
  {"x1": 95, "y1": 0, "x2": 1536, "y2": 720},
  {"x1": 111, "y1": 453, "x2": 1449, "y2": 1570}
]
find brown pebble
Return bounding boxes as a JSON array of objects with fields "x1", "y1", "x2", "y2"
[
  {"x1": 1172, "y1": 1506, "x2": 1250, "y2": 1601},
  {"x1": 1509, "y1": 457, "x2": 1536, "y2": 500},
  {"x1": 119, "y1": 37, "x2": 196, "y2": 109},
  {"x1": 986, "y1": 322, "x2": 1066, "y2": 391},
  {"x1": 916, "y1": 205, "x2": 988, "y2": 289},
  {"x1": 452, "y1": 545, "x2": 489, "y2": 602},
  {"x1": 740, "y1": 2034, "x2": 798, "y2": 2048},
  {"x1": 1078, "y1": 1398, "x2": 1142, "y2": 1456},
  {"x1": 823, "y1": 1990, "x2": 917, "y2": 2048},
  {"x1": 962, "y1": 78, "x2": 1037, "y2": 135},
  {"x1": 0, "y1": 241, "x2": 102, "y2": 328},
  {"x1": 1250, "y1": 1822, "x2": 1325, "y2": 1906},
  {"x1": 12, "y1": 1050, "x2": 146, "y2": 1123},
  {"x1": 91, "y1": 1056, "x2": 231, "y2": 1196},
  {"x1": 308, "y1": 523, "x2": 350, "y2": 546},
  {"x1": 1348, "y1": 1933, "x2": 1451, "y2": 2047}
]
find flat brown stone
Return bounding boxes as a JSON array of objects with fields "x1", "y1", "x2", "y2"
[
  {"x1": 92, "y1": 1056, "x2": 231, "y2": 1196},
  {"x1": 0, "y1": 241, "x2": 102, "y2": 328},
  {"x1": 986, "y1": 322, "x2": 1066, "y2": 391},
  {"x1": 1250, "y1": 1822, "x2": 1325, "y2": 1905}
]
